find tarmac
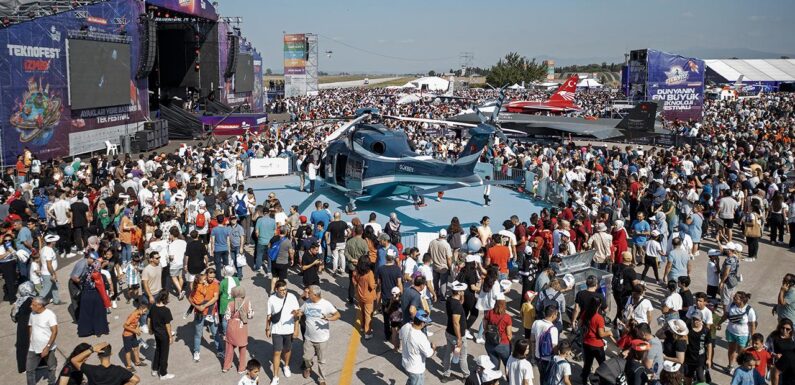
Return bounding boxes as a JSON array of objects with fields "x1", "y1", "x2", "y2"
[{"x1": 1, "y1": 173, "x2": 793, "y2": 385}]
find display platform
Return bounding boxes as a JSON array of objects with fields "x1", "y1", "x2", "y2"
[{"x1": 246, "y1": 174, "x2": 547, "y2": 233}]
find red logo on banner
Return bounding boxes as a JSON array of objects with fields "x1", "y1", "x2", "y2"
[
  {"x1": 86, "y1": 16, "x2": 107, "y2": 25},
  {"x1": 23, "y1": 59, "x2": 50, "y2": 72}
]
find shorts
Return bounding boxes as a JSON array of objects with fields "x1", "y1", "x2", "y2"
[
  {"x1": 706, "y1": 285, "x2": 718, "y2": 298},
  {"x1": 186, "y1": 272, "x2": 196, "y2": 283},
  {"x1": 726, "y1": 331, "x2": 749, "y2": 347},
  {"x1": 122, "y1": 335, "x2": 139, "y2": 351},
  {"x1": 722, "y1": 218, "x2": 734, "y2": 228},
  {"x1": 273, "y1": 263, "x2": 289, "y2": 280},
  {"x1": 272, "y1": 333, "x2": 293, "y2": 352},
  {"x1": 128, "y1": 284, "x2": 140, "y2": 290},
  {"x1": 170, "y1": 268, "x2": 183, "y2": 277}
]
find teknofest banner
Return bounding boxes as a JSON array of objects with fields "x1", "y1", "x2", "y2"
[
  {"x1": 645, "y1": 49, "x2": 705, "y2": 122},
  {"x1": 0, "y1": 0, "x2": 149, "y2": 164}
]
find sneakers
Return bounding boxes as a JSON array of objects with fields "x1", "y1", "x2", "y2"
[
  {"x1": 178, "y1": 291, "x2": 185, "y2": 300},
  {"x1": 283, "y1": 364, "x2": 292, "y2": 378},
  {"x1": 270, "y1": 377, "x2": 280, "y2": 385},
  {"x1": 193, "y1": 352, "x2": 200, "y2": 362},
  {"x1": 151, "y1": 371, "x2": 158, "y2": 377},
  {"x1": 465, "y1": 330, "x2": 474, "y2": 340},
  {"x1": 475, "y1": 337, "x2": 485, "y2": 344},
  {"x1": 112, "y1": 300, "x2": 118, "y2": 309},
  {"x1": 160, "y1": 374, "x2": 175, "y2": 380}
]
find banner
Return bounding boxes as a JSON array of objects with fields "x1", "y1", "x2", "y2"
[
  {"x1": 0, "y1": 0, "x2": 149, "y2": 165},
  {"x1": 218, "y1": 20, "x2": 254, "y2": 108},
  {"x1": 645, "y1": 49, "x2": 704, "y2": 122},
  {"x1": 146, "y1": 0, "x2": 218, "y2": 21},
  {"x1": 249, "y1": 157, "x2": 290, "y2": 177},
  {"x1": 200, "y1": 114, "x2": 267, "y2": 136},
  {"x1": 252, "y1": 51, "x2": 263, "y2": 112},
  {"x1": 283, "y1": 33, "x2": 306, "y2": 97}
]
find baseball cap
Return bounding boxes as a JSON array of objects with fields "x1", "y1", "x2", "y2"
[
  {"x1": 451, "y1": 281, "x2": 467, "y2": 291},
  {"x1": 438, "y1": 228, "x2": 447, "y2": 238},
  {"x1": 414, "y1": 310, "x2": 432, "y2": 323},
  {"x1": 475, "y1": 355, "x2": 496, "y2": 370},
  {"x1": 630, "y1": 339, "x2": 650, "y2": 352},
  {"x1": 391, "y1": 287, "x2": 401, "y2": 296}
]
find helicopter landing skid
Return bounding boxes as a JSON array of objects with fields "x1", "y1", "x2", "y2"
[{"x1": 345, "y1": 196, "x2": 358, "y2": 214}]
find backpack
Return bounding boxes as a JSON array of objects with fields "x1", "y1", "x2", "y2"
[
  {"x1": 543, "y1": 357, "x2": 565, "y2": 385},
  {"x1": 195, "y1": 210, "x2": 206, "y2": 229},
  {"x1": 537, "y1": 289, "x2": 562, "y2": 313},
  {"x1": 484, "y1": 311, "x2": 502, "y2": 345},
  {"x1": 538, "y1": 325, "x2": 555, "y2": 359},
  {"x1": 235, "y1": 195, "x2": 247, "y2": 217},
  {"x1": 269, "y1": 238, "x2": 284, "y2": 261}
]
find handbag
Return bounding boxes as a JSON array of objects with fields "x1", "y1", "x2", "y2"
[
  {"x1": 235, "y1": 253, "x2": 247, "y2": 267},
  {"x1": 743, "y1": 215, "x2": 761, "y2": 238},
  {"x1": 270, "y1": 294, "x2": 288, "y2": 324}
]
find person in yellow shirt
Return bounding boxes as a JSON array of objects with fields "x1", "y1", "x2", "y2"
[{"x1": 521, "y1": 290, "x2": 537, "y2": 339}]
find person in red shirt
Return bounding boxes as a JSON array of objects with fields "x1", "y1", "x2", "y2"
[
  {"x1": 485, "y1": 234, "x2": 511, "y2": 280},
  {"x1": 746, "y1": 333, "x2": 772, "y2": 381},
  {"x1": 580, "y1": 295, "x2": 615, "y2": 384}
]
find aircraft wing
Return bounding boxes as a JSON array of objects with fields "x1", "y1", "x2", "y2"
[{"x1": 528, "y1": 121, "x2": 624, "y2": 139}]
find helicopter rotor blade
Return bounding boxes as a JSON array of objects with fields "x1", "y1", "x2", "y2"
[
  {"x1": 382, "y1": 115, "x2": 478, "y2": 128},
  {"x1": 324, "y1": 113, "x2": 373, "y2": 143}
]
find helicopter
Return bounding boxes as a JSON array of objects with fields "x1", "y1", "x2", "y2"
[{"x1": 314, "y1": 91, "x2": 520, "y2": 212}]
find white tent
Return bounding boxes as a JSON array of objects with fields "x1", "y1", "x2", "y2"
[
  {"x1": 396, "y1": 94, "x2": 421, "y2": 105},
  {"x1": 405, "y1": 76, "x2": 450, "y2": 91},
  {"x1": 508, "y1": 83, "x2": 525, "y2": 90},
  {"x1": 577, "y1": 78, "x2": 602, "y2": 89}
]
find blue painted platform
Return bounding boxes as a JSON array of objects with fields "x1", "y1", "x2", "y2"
[{"x1": 247, "y1": 174, "x2": 547, "y2": 233}]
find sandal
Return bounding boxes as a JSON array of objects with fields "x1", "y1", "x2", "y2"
[
  {"x1": 126, "y1": 366, "x2": 136, "y2": 373},
  {"x1": 222, "y1": 369, "x2": 229, "y2": 373},
  {"x1": 135, "y1": 362, "x2": 147, "y2": 367}
]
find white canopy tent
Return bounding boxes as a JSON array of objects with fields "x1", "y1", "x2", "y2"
[
  {"x1": 508, "y1": 83, "x2": 525, "y2": 90},
  {"x1": 403, "y1": 76, "x2": 450, "y2": 91},
  {"x1": 577, "y1": 78, "x2": 602, "y2": 89}
]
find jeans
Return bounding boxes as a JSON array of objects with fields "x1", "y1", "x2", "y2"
[
  {"x1": 406, "y1": 372, "x2": 424, "y2": 385},
  {"x1": 303, "y1": 340, "x2": 328, "y2": 381},
  {"x1": 26, "y1": 350, "x2": 57, "y2": 385},
  {"x1": 193, "y1": 313, "x2": 219, "y2": 354},
  {"x1": 485, "y1": 342, "x2": 510, "y2": 369},
  {"x1": 213, "y1": 250, "x2": 229, "y2": 275},
  {"x1": 18, "y1": 259, "x2": 29, "y2": 281},
  {"x1": 254, "y1": 243, "x2": 269, "y2": 273},
  {"x1": 120, "y1": 243, "x2": 132, "y2": 265},
  {"x1": 40, "y1": 275, "x2": 61, "y2": 304},
  {"x1": 330, "y1": 244, "x2": 345, "y2": 272},
  {"x1": 139, "y1": 293, "x2": 152, "y2": 327},
  {"x1": 442, "y1": 332, "x2": 469, "y2": 377},
  {"x1": 433, "y1": 269, "x2": 450, "y2": 299},
  {"x1": 231, "y1": 246, "x2": 243, "y2": 279},
  {"x1": 381, "y1": 298, "x2": 392, "y2": 340}
]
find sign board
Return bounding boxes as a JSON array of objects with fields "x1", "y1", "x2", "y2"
[{"x1": 249, "y1": 157, "x2": 290, "y2": 177}]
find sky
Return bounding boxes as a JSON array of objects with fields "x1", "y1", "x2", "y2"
[{"x1": 219, "y1": 0, "x2": 795, "y2": 74}]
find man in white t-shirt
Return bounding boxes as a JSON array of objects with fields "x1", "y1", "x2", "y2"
[
  {"x1": 296, "y1": 285, "x2": 340, "y2": 385},
  {"x1": 624, "y1": 286, "x2": 654, "y2": 324},
  {"x1": 27, "y1": 297, "x2": 58, "y2": 385},
  {"x1": 531, "y1": 305, "x2": 559, "y2": 368},
  {"x1": 266, "y1": 280, "x2": 300, "y2": 385},
  {"x1": 48, "y1": 192, "x2": 72, "y2": 255},
  {"x1": 167, "y1": 227, "x2": 187, "y2": 300},
  {"x1": 40, "y1": 234, "x2": 62, "y2": 304},
  {"x1": 399, "y1": 310, "x2": 435, "y2": 385}
]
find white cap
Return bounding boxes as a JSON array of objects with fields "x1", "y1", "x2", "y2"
[
  {"x1": 475, "y1": 355, "x2": 496, "y2": 370},
  {"x1": 451, "y1": 281, "x2": 468, "y2": 291},
  {"x1": 465, "y1": 254, "x2": 478, "y2": 263},
  {"x1": 438, "y1": 228, "x2": 447, "y2": 238},
  {"x1": 391, "y1": 287, "x2": 401, "y2": 296}
]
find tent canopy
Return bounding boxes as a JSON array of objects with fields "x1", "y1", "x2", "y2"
[
  {"x1": 577, "y1": 78, "x2": 602, "y2": 88},
  {"x1": 404, "y1": 76, "x2": 449, "y2": 91},
  {"x1": 705, "y1": 59, "x2": 795, "y2": 82}
]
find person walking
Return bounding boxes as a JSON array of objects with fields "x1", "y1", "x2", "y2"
[
  {"x1": 209, "y1": 215, "x2": 231, "y2": 275},
  {"x1": 148, "y1": 292, "x2": 174, "y2": 380},
  {"x1": 266, "y1": 279, "x2": 300, "y2": 385},
  {"x1": 26, "y1": 297, "x2": 58, "y2": 385},
  {"x1": 222, "y1": 287, "x2": 253, "y2": 374},
  {"x1": 441, "y1": 281, "x2": 469, "y2": 382},
  {"x1": 399, "y1": 310, "x2": 436, "y2": 385},
  {"x1": 189, "y1": 268, "x2": 220, "y2": 362},
  {"x1": 483, "y1": 294, "x2": 512, "y2": 370},
  {"x1": 429, "y1": 229, "x2": 453, "y2": 300},
  {"x1": 39, "y1": 234, "x2": 62, "y2": 305},
  {"x1": 352, "y1": 256, "x2": 377, "y2": 340},
  {"x1": 295, "y1": 285, "x2": 340, "y2": 385},
  {"x1": 376, "y1": 248, "x2": 403, "y2": 343}
]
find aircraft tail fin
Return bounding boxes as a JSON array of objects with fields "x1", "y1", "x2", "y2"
[
  {"x1": 443, "y1": 76, "x2": 455, "y2": 97},
  {"x1": 454, "y1": 126, "x2": 493, "y2": 168},
  {"x1": 734, "y1": 75, "x2": 744, "y2": 89},
  {"x1": 616, "y1": 101, "x2": 657, "y2": 132},
  {"x1": 549, "y1": 74, "x2": 579, "y2": 105}
]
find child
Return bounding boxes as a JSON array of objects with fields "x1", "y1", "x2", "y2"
[
  {"x1": 122, "y1": 302, "x2": 148, "y2": 371},
  {"x1": 29, "y1": 253, "x2": 43, "y2": 293},
  {"x1": 387, "y1": 288, "x2": 403, "y2": 351},
  {"x1": 706, "y1": 250, "x2": 721, "y2": 299},
  {"x1": 521, "y1": 290, "x2": 537, "y2": 339},
  {"x1": 483, "y1": 176, "x2": 491, "y2": 207},
  {"x1": 551, "y1": 340, "x2": 573, "y2": 385},
  {"x1": 238, "y1": 359, "x2": 261, "y2": 385},
  {"x1": 123, "y1": 255, "x2": 143, "y2": 304},
  {"x1": 745, "y1": 333, "x2": 772, "y2": 381},
  {"x1": 731, "y1": 352, "x2": 764, "y2": 385}
]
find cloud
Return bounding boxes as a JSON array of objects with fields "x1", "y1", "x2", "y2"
[
  {"x1": 397, "y1": 39, "x2": 415, "y2": 44},
  {"x1": 681, "y1": 11, "x2": 694, "y2": 18},
  {"x1": 748, "y1": 15, "x2": 766, "y2": 22},
  {"x1": 376, "y1": 39, "x2": 388, "y2": 44}
]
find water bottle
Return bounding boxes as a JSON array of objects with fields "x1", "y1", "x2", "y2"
[{"x1": 452, "y1": 346, "x2": 461, "y2": 365}]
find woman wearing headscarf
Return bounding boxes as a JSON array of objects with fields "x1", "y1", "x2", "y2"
[
  {"x1": 612, "y1": 220, "x2": 629, "y2": 268},
  {"x1": 218, "y1": 265, "x2": 240, "y2": 341},
  {"x1": 76, "y1": 254, "x2": 110, "y2": 337},
  {"x1": 12, "y1": 281, "x2": 35, "y2": 373},
  {"x1": 653, "y1": 211, "x2": 670, "y2": 257},
  {"x1": 384, "y1": 212, "x2": 401, "y2": 247},
  {"x1": 222, "y1": 286, "x2": 253, "y2": 373}
]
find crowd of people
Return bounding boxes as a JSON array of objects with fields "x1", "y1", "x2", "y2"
[{"x1": 1, "y1": 84, "x2": 795, "y2": 385}]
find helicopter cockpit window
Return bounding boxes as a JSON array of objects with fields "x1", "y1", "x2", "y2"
[{"x1": 371, "y1": 141, "x2": 386, "y2": 155}]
